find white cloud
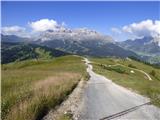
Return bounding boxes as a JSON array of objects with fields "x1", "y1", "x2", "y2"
[
  {"x1": 111, "y1": 19, "x2": 160, "y2": 43},
  {"x1": 29, "y1": 19, "x2": 60, "y2": 32},
  {"x1": 1, "y1": 26, "x2": 28, "y2": 37},
  {"x1": 61, "y1": 22, "x2": 67, "y2": 27},
  {"x1": 111, "y1": 27, "x2": 121, "y2": 34},
  {"x1": 122, "y1": 19, "x2": 160, "y2": 38},
  {"x1": 2, "y1": 26, "x2": 25, "y2": 35}
]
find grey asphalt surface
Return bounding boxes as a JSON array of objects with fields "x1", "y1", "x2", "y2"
[{"x1": 77, "y1": 58, "x2": 160, "y2": 120}]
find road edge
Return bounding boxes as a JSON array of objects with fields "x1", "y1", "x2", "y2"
[{"x1": 42, "y1": 78, "x2": 87, "y2": 120}]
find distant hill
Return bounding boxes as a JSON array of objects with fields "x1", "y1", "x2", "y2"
[{"x1": 1, "y1": 42, "x2": 68, "y2": 64}]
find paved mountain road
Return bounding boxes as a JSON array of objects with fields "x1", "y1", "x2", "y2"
[{"x1": 75, "y1": 58, "x2": 160, "y2": 120}]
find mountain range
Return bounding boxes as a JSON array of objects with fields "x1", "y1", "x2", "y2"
[
  {"x1": 118, "y1": 36, "x2": 160, "y2": 56},
  {"x1": 1, "y1": 28, "x2": 160, "y2": 64},
  {"x1": 118, "y1": 36, "x2": 160, "y2": 64}
]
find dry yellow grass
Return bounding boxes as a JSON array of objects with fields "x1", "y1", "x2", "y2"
[
  {"x1": 34, "y1": 72, "x2": 80, "y2": 90},
  {"x1": 6, "y1": 72, "x2": 81, "y2": 120}
]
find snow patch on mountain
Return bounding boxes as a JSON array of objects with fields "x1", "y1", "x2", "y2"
[
  {"x1": 36, "y1": 28, "x2": 113, "y2": 43},
  {"x1": 152, "y1": 35, "x2": 160, "y2": 46}
]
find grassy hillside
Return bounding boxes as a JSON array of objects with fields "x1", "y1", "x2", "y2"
[
  {"x1": 1, "y1": 42, "x2": 68, "y2": 64},
  {"x1": 91, "y1": 57, "x2": 160, "y2": 107},
  {"x1": 2, "y1": 55, "x2": 88, "y2": 120}
]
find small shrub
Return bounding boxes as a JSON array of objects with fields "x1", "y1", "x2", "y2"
[
  {"x1": 146, "y1": 88, "x2": 160, "y2": 107},
  {"x1": 150, "y1": 70, "x2": 156, "y2": 77},
  {"x1": 106, "y1": 67, "x2": 113, "y2": 71},
  {"x1": 112, "y1": 67, "x2": 126, "y2": 74},
  {"x1": 60, "y1": 112, "x2": 73, "y2": 120},
  {"x1": 98, "y1": 64, "x2": 126, "y2": 73},
  {"x1": 128, "y1": 64, "x2": 137, "y2": 68}
]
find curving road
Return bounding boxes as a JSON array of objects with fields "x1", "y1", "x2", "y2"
[
  {"x1": 108, "y1": 63, "x2": 152, "y2": 81},
  {"x1": 76, "y1": 58, "x2": 160, "y2": 120}
]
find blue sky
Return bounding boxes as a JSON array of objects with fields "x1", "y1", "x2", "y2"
[{"x1": 2, "y1": 1, "x2": 160, "y2": 40}]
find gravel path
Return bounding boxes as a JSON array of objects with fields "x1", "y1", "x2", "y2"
[
  {"x1": 110, "y1": 63, "x2": 152, "y2": 81},
  {"x1": 99, "y1": 63, "x2": 152, "y2": 81}
]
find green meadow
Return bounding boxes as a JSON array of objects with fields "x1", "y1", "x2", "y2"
[{"x1": 2, "y1": 55, "x2": 88, "y2": 120}]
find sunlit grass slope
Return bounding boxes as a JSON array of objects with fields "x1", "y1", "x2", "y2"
[
  {"x1": 2, "y1": 55, "x2": 88, "y2": 120},
  {"x1": 91, "y1": 57, "x2": 160, "y2": 107}
]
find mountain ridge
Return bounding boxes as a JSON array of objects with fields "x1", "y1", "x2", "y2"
[
  {"x1": 2, "y1": 32, "x2": 160, "y2": 64},
  {"x1": 118, "y1": 36, "x2": 160, "y2": 55},
  {"x1": 1, "y1": 42, "x2": 69, "y2": 64}
]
